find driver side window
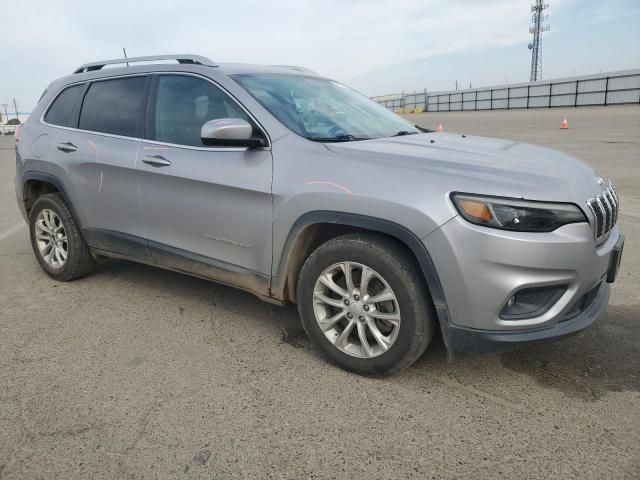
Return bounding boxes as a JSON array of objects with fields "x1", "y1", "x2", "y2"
[{"x1": 153, "y1": 75, "x2": 250, "y2": 147}]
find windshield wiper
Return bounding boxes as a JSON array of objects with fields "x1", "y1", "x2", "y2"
[
  {"x1": 391, "y1": 130, "x2": 419, "y2": 137},
  {"x1": 306, "y1": 134, "x2": 369, "y2": 143}
]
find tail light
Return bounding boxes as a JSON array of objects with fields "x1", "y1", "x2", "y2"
[{"x1": 15, "y1": 125, "x2": 22, "y2": 142}]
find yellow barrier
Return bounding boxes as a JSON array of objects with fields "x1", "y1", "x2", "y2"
[{"x1": 396, "y1": 107, "x2": 423, "y2": 114}]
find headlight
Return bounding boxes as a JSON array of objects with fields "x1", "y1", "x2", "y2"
[{"x1": 451, "y1": 193, "x2": 587, "y2": 232}]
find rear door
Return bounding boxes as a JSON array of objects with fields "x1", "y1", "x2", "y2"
[
  {"x1": 48, "y1": 75, "x2": 150, "y2": 258},
  {"x1": 137, "y1": 73, "x2": 273, "y2": 294}
]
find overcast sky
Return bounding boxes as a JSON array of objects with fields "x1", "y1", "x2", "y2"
[{"x1": 1, "y1": 0, "x2": 639, "y2": 115}]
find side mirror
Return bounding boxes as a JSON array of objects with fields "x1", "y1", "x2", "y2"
[{"x1": 200, "y1": 118, "x2": 267, "y2": 148}]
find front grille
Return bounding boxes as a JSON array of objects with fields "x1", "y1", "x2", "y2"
[{"x1": 586, "y1": 181, "x2": 619, "y2": 241}]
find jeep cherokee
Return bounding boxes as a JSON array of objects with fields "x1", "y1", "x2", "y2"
[{"x1": 15, "y1": 54, "x2": 624, "y2": 376}]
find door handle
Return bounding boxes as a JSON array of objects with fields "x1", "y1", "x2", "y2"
[
  {"x1": 142, "y1": 155, "x2": 172, "y2": 167},
  {"x1": 56, "y1": 142, "x2": 77, "y2": 153}
]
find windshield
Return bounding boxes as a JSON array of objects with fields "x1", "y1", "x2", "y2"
[{"x1": 231, "y1": 73, "x2": 418, "y2": 141}]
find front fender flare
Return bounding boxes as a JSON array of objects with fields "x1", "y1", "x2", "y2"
[{"x1": 272, "y1": 210, "x2": 453, "y2": 339}]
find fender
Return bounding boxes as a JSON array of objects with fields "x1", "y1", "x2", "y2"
[
  {"x1": 21, "y1": 171, "x2": 83, "y2": 227},
  {"x1": 272, "y1": 210, "x2": 453, "y2": 338}
]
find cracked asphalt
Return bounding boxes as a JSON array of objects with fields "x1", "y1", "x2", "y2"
[{"x1": 1, "y1": 106, "x2": 639, "y2": 479}]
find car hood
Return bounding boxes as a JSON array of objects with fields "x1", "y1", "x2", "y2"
[{"x1": 325, "y1": 132, "x2": 604, "y2": 204}]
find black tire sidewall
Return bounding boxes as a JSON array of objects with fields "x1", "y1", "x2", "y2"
[
  {"x1": 29, "y1": 194, "x2": 84, "y2": 280},
  {"x1": 297, "y1": 236, "x2": 432, "y2": 376}
]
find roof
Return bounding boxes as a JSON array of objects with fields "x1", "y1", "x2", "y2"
[
  {"x1": 217, "y1": 63, "x2": 320, "y2": 76},
  {"x1": 71, "y1": 54, "x2": 320, "y2": 78}
]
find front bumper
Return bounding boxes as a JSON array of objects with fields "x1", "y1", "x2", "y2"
[
  {"x1": 424, "y1": 215, "x2": 622, "y2": 352},
  {"x1": 439, "y1": 280, "x2": 610, "y2": 354}
]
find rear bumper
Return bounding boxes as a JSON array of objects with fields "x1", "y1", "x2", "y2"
[
  {"x1": 16, "y1": 190, "x2": 28, "y2": 222},
  {"x1": 440, "y1": 280, "x2": 610, "y2": 354},
  {"x1": 15, "y1": 154, "x2": 28, "y2": 222}
]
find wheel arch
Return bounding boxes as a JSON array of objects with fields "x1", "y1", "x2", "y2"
[
  {"x1": 271, "y1": 211, "x2": 451, "y2": 330},
  {"x1": 22, "y1": 172, "x2": 81, "y2": 226}
]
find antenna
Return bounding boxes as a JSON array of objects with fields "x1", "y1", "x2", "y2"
[
  {"x1": 123, "y1": 47, "x2": 129, "y2": 66},
  {"x1": 528, "y1": 0, "x2": 550, "y2": 82}
]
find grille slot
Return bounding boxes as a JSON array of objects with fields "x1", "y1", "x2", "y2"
[{"x1": 587, "y1": 181, "x2": 619, "y2": 241}]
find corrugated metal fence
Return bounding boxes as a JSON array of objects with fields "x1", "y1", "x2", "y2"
[{"x1": 373, "y1": 69, "x2": 640, "y2": 113}]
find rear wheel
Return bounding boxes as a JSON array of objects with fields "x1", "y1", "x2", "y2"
[
  {"x1": 29, "y1": 193, "x2": 96, "y2": 281},
  {"x1": 297, "y1": 233, "x2": 435, "y2": 376}
]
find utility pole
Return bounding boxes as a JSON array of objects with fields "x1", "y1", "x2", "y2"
[
  {"x1": 12, "y1": 98, "x2": 20, "y2": 123},
  {"x1": 528, "y1": 1, "x2": 550, "y2": 82},
  {"x1": 0, "y1": 104, "x2": 8, "y2": 124}
]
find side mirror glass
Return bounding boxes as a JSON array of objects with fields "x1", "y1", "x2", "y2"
[{"x1": 200, "y1": 118, "x2": 266, "y2": 148}]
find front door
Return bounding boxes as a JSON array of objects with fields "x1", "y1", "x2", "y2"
[{"x1": 137, "y1": 74, "x2": 273, "y2": 295}]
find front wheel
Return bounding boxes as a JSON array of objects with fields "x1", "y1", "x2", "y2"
[{"x1": 297, "y1": 233, "x2": 435, "y2": 376}]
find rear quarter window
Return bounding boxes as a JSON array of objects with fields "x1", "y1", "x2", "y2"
[
  {"x1": 44, "y1": 85, "x2": 84, "y2": 127},
  {"x1": 79, "y1": 76, "x2": 147, "y2": 137}
]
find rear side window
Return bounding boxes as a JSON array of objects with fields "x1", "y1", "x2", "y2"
[
  {"x1": 44, "y1": 85, "x2": 83, "y2": 127},
  {"x1": 79, "y1": 77, "x2": 147, "y2": 137}
]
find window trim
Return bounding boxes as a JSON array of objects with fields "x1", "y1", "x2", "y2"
[
  {"x1": 69, "y1": 82, "x2": 91, "y2": 129},
  {"x1": 40, "y1": 73, "x2": 149, "y2": 142},
  {"x1": 77, "y1": 75, "x2": 151, "y2": 139},
  {"x1": 144, "y1": 72, "x2": 271, "y2": 151},
  {"x1": 40, "y1": 71, "x2": 271, "y2": 150}
]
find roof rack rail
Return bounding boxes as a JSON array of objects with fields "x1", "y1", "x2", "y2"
[{"x1": 73, "y1": 54, "x2": 216, "y2": 74}]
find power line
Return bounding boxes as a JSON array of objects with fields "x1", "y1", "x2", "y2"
[{"x1": 528, "y1": 1, "x2": 550, "y2": 82}]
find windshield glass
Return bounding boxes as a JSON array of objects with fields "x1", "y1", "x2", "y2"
[{"x1": 231, "y1": 73, "x2": 418, "y2": 141}]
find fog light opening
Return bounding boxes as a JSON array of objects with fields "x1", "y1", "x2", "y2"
[{"x1": 500, "y1": 286, "x2": 566, "y2": 320}]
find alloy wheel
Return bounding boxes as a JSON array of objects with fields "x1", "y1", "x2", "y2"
[
  {"x1": 312, "y1": 261, "x2": 401, "y2": 358},
  {"x1": 34, "y1": 209, "x2": 68, "y2": 268}
]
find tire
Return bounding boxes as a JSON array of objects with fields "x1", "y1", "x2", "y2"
[
  {"x1": 297, "y1": 233, "x2": 435, "y2": 376},
  {"x1": 29, "y1": 193, "x2": 96, "y2": 281}
]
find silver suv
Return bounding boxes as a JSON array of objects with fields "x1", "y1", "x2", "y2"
[{"x1": 15, "y1": 54, "x2": 624, "y2": 376}]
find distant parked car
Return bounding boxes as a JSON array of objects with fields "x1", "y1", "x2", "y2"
[{"x1": 15, "y1": 54, "x2": 624, "y2": 376}]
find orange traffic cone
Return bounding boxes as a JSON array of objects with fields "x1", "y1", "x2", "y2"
[
  {"x1": 561, "y1": 117, "x2": 569, "y2": 129},
  {"x1": 437, "y1": 124, "x2": 444, "y2": 132}
]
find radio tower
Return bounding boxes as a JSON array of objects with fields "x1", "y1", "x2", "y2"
[{"x1": 528, "y1": 1, "x2": 550, "y2": 82}]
